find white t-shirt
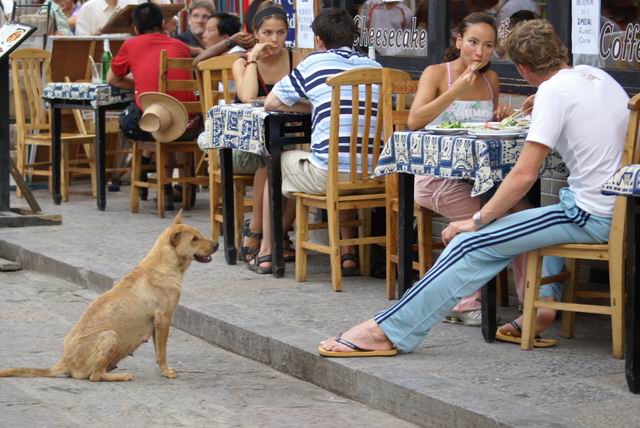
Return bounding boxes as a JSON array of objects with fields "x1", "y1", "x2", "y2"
[
  {"x1": 526, "y1": 65, "x2": 630, "y2": 217},
  {"x1": 76, "y1": 0, "x2": 138, "y2": 35}
]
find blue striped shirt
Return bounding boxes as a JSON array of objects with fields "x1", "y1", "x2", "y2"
[{"x1": 272, "y1": 47, "x2": 382, "y2": 172}]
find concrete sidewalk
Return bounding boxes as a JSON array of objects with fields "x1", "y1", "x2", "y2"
[{"x1": 2, "y1": 186, "x2": 640, "y2": 427}]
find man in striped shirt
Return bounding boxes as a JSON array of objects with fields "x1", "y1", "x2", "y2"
[{"x1": 247, "y1": 7, "x2": 381, "y2": 274}]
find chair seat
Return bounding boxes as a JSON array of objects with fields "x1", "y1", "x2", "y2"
[
  {"x1": 537, "y1": 243, "x2": 609, "y2": 260},
  {"x1": 293, "y1": 191, "x2": 387, "y2": 202},
  {"x1": 25, "y1": 133, "x2": 95, "y2": 144}
]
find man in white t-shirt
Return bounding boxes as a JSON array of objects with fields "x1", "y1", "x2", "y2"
[
  {"x1": 75, "y1": 0, "x2": 138, "y2": 35},
  {"x1": 318, "y1": 19, "x2": 630, "y2": 357}
]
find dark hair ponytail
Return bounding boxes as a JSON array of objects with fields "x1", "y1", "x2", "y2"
[{"x1": 443, "y1": 12, "x2": 497, "y2": 73}]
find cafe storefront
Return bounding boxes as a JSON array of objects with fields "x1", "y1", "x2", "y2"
[{"x1": 322, "y1": 0, "x2": 640, "y2": 95}]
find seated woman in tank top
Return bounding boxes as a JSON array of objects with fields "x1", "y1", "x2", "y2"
[
  {"x1": 407, "y1": 12, "x2": 530, "y2": 326},
  {"x1": 231, "y1": 4, "x2": 298, "y2": 267}
]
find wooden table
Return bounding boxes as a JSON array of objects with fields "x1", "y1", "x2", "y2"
[
  {"x1": 42, "y1": 82, "x2": 133, "y2": 211},
  {"x1": 198, "y1": 103, "x2": 311, "y2": 276},
  {"x1": 602, "y1": 164, "x2": 640, "y2": 394},
  {"x1": 373, "y1": 130, "x2": 567, "y2": 342}
]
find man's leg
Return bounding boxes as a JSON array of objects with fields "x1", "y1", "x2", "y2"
[{"x1": 322, "y1": 190, "x2": 611, "y2": 353}]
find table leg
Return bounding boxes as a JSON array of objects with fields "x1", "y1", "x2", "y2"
[
  {"x1": 481, "y1": 278, "x2": 497, "y2": 342},
  {"x1": 397, "y1": 172, "x2": 415, "y2": 298},
  {"x1": 94, "y1": 107, "x2": 107, "y2": 211},
  {"x1": 267, "y1": 120, "x2": 285, "y2": 278},
  {"x1": 219, "y1": 147, "x2": 237, "y2": 265},
  {"x1": 51, "y1": 106, "x2": 62, "y2": 205},
  {"x1": 626, "y1": 198, "x2": 640, "y2": 394}
]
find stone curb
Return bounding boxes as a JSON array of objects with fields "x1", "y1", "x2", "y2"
[{"x1": 0, "y1": 238, "x2": 571, "y2": 428}]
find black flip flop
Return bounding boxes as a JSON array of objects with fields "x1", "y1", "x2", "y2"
[{"x1": 340, "y1": 253, "x2": 360, "y2": 277}]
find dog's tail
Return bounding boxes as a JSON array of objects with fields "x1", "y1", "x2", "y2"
[{"x1": 0, "y1": 365, "x2": 66, "y2": 378}]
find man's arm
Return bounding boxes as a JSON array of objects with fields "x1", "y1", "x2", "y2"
[
  {"x1": 193, "y1": 32, "x2": 256, "y2": 66},
  {"x1": 441, "y1": 141, "x2": 549, "y2": 245},
  {"x1": 106, "y1": 69, "x2": 134, "y2": 90},
  {"x1": 264, "y1": 91, "x2": 311, "y2": 113}
]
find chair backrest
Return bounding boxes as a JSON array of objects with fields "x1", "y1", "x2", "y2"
[
  {"x1": 10, "y1": 48, "x2": 52, "y2": 142},
  {"x1": 608, "y1": 93, "x2": 640, "y2": 247},
  {"x1": 325, "y1": 68, "x2": 384, "y2": 195},
  {"x1": 157, "y1": 50, "x2": 201, "y2": 115},
  {"x1": 380, "y1": 67, "x2": 419, "y2": 199},
  {"x1": 196, "y1": 53, "x2": 240, "y2": 113}
]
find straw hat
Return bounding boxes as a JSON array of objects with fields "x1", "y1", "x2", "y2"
[{"x1": 138, "y1": 92, "x2": 188, "y2": 143}]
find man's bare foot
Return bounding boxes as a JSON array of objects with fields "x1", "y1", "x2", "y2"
[
  {"x1": 498, "y1": 301, "x2": 556, "y2": 337},
  {"x1": 320, "y1": 319, "x2": 393, "y2": 353}
]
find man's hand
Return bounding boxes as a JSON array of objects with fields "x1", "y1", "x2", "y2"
[
  {"x1": 521, "y1": 95, "x2": 535, "y2": 113},
  {"x1": 441, "y1": 218, "x2": 479, "y2": 246},
  {"x1": 230, "y1": 32, "x2": 256, "y2": 50}
]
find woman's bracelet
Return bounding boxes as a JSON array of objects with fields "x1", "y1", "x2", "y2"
[{"x1": 244, "y1": 60, "x2": 257, "y2": 67}]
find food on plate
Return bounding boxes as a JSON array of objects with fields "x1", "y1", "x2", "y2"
[{"x1": 436, "y1": 121, "x2": 463, "y2": 129}]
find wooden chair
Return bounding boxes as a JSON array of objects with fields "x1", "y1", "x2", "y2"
[
  {"x1": 130, "y1": 50, "x2": 207, "y2": 217},
  {"x1": 380, "y1": 68, "x2": 445, "y2": 299},
  {"x1": 520, "y1": 93, "x2": 640, "y2": 358},
  {"x1": 10, "y1": 48, "x2": 96, "y2": 202},
  {"x1": 197, "y1": 54, "x2": 253, "y2": 247},
  {"x1": 293, "y1": 68, "x2": 386, "y2": 292}
]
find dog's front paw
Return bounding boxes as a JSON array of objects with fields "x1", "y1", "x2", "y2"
[{"x1": 161, "y1": 367, "x2": 177, "y2": 379}]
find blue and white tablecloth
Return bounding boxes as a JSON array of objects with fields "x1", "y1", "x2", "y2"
[
  {"x1": 373, "y1": 131, "x2": 568, "y2": 197},
  {"x1": 198, "y1": 103, "x2": 270, "y2": 157},
  {"x1": 602, "y1": 165, "x2": 640, "y2": 197},
  {"x1": 42, "y1": 82, "x2": 134, "y2": 108}
]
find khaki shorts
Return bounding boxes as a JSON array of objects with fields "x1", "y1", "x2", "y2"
[
  {"x1": 216, "y1": 150, "x2": 265, "y2": 175},
  {"x1": 281, "y1": 150, "x2": 353, "y2": 198}
]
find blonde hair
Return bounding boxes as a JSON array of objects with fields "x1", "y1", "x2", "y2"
[{"x1": 505, "y1": 19, "x2": 568, "y2": 75}]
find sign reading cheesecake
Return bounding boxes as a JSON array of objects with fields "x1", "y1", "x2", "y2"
[{"x1": 353, "y1": 15, "x2": 427, "y2": 52}]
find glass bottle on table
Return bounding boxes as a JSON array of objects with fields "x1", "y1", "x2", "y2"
[{"x1": 101, "y1": 39, "x2": 112, "y2": 83}]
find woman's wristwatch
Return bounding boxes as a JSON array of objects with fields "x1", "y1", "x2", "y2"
[{"x1": 224, "y1": 38, "x2": 235, "y2": 49}]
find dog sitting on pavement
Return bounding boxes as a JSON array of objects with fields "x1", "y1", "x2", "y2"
[{"x1": 0, "y1": 211, "x2": 217, "y2": 382}]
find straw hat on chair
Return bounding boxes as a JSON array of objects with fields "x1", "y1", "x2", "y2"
[{"x1": 138, "y1": 92, "x2": 188, "y2": 143}]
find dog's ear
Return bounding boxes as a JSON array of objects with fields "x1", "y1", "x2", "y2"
[
  {"x1": 170, "y1": 231, "x2": 182, "y2": 247},
  {"x1": 173, "y1": 209, "x2": 183, "y2": 224}
]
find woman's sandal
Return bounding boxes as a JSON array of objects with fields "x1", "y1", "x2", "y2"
[
  {"x1": 283, "y1": 237, "x2": 295, "y2": 262},
  {"x1": 248, "y1": 254, "x2": 273, "y2": 274},
  {"x1": 495, "y1": 320, "x2": 557, "y2": 348},
  {"x1": 240, "y1": 219, "x2": 262, "y2": 263},
  {"x1": 340, "y1": 253, "x2": 360, "y2": 277}
]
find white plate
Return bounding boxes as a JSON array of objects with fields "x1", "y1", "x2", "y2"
[
  {"x1": 467, "y1": 129, "x2": 527, "y2": 138},
  {"x1": 461, "y1": 121, "x2": 528, "y2": 131},
  {"x1": 424, "y1": 125, "x2": 468, "y2": 135}
]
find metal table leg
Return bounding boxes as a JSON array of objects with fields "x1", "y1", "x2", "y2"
[
  {"x1": 265, "y1": 117, "x2": 285, "y2": 278},
  {"x1": 94, "y1": 106, "x2": 107, "y2": 211},
  {"x1": 219, "y1": 147, "x2": 237, "y2": 265},
  {"x1": 397, "y1": 172, "x2": 415, "y2": 298},
  {"x1": 51, "y1": 105, "x2": 62, "y2": 205},
  {"x1": 626, "y1": 197, "x2": 640, "y2": 393}
]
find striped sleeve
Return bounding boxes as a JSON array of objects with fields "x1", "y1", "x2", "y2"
[{"x1": 272, "y1": 60, "x2": 309, "y2": 107}]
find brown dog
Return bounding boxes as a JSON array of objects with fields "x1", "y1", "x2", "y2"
[{"x1": 0, "y1": 211, "x2": 217, "y2": 381}]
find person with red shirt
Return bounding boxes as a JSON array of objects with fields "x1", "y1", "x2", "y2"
[{"x1": 107, "y1": 2, "x2": 199, "y2": 210}]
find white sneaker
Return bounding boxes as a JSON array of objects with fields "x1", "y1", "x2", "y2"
[{"x1": 443, "y1": 309, "x2": 482, "y2": 327}]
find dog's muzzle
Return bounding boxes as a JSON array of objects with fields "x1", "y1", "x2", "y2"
[{"x1": 194, "y1": 242, "x2": 218, "y2": 263}]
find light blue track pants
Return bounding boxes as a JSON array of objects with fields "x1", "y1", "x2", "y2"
[{"x1": 376, "y1": 188, "x2": 612, "y2": 352}]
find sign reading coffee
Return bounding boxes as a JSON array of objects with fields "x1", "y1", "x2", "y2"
[{"x1": 600, "y1": 22, "x2": 640, "y2": 63}]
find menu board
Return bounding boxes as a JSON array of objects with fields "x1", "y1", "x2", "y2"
[{"x1": 0, "y1": 22, "x2": 36, "y2": 59}]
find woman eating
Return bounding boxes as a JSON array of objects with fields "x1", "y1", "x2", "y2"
[{"x1": 408, "y1": 12, "x2": 529, "y2": 326}]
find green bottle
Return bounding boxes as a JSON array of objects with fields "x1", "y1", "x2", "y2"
[{"x1": 101, "y1": 39, "x2": 112, "y2": 83}]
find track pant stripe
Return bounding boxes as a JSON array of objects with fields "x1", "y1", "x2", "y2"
[{"x1": 375, "y1": 207, "x2": 587, "y2": 322}]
